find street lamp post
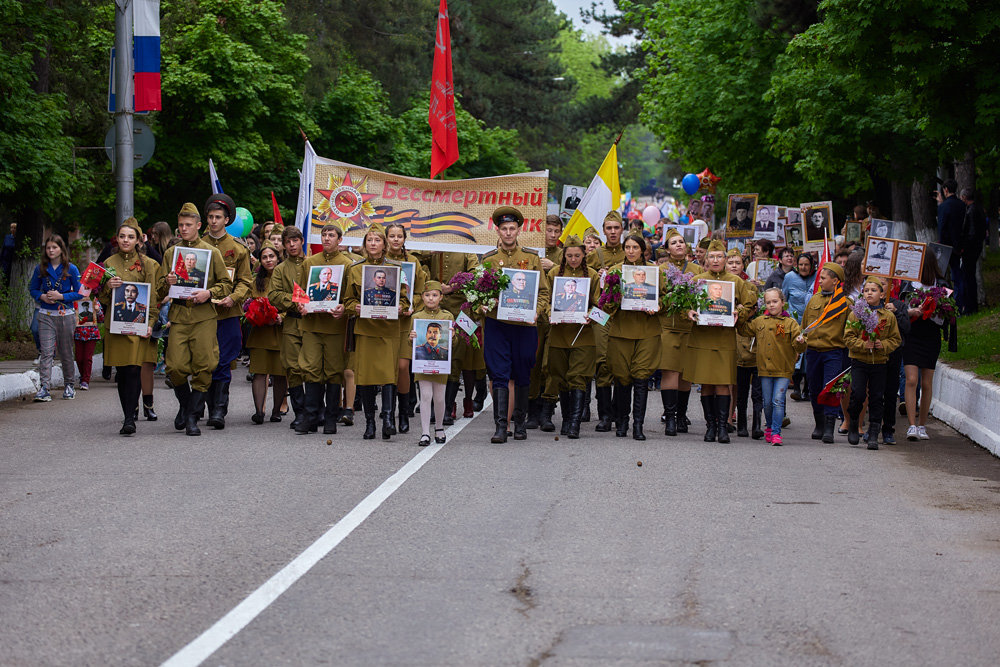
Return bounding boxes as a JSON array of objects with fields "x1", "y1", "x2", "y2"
[{"x1": 113, "y1": 0, "x2": 134, "y2": 225}]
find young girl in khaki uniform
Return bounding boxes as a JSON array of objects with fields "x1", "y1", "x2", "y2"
[
  {"x1": 408, "y1": 281, "x2": 453, "y2": 446},
  {"x1": 246, "y1": 242, "x2": 285, "y2": 425},
  {"x1": 656, "y1": 229, "x2": 699, "y2": 435},
  {"x1": 386, "y1": 223, "x2": 427, "y2": 435}
]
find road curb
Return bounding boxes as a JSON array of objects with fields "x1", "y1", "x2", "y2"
[
  {"x1": 931, "y1": 361, "x2": 1000, "y2": 457},
  {"x1": 0, "y1": 354, "x2": 103, "y2": 403}
]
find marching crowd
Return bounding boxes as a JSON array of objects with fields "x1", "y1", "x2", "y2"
[{"x1": 22, "y1": 194, "x2": 968, "y2": 450}]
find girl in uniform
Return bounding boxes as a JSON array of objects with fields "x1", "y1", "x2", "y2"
[
  {"x1": 99, "y1": 220, "x2": 160, "y2": 434},
  {"x1": 727, "y1": 249, "x2": 763, "y2": 439},
  {"x1": 656, "y1": 229, "x2": 699, "y2": 435},
  {"x1": 246, "y1": 243, "x2": 285, "y2": 424},
  {"x1": 409, "y1": 281, "x2": 453, "y2": 446},
  {"x1": 603, "y1": 234, "x2": 661, "y2": 440},
  {"x1": 386, "y1": 223, "x2": 426, "y2": 435}
]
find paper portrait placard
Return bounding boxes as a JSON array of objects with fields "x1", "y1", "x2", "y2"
[
  {"x1": 843, "y1": 221, "x2": 862, "y2": 245},
  {"x1": 398, "y1": 261, "x2": 416, "y2": 302},
  {"x1": 497, "y1": 268, "x2": 539, "y2": 323},
  {"x1": 75, "y1": 297, "x2": 99, "y2": 327},
  {"x1": 304, "y1": 264, "x2": 345, "y2": 313},
  {"x1": 412, "y1": 319, "x2": 452, "y2": 375},
  {"x1": 697, "y1": 279, "x2": 735, "y2": 327},
  {"x1": 360, "y1": 264, "x2": 400, "y2": 319},
  {"x1": 620, "y1": 265, "x2": 659, "y2": 312},
  {"x1": 891, "y1": 241, "x2": 926, "y2": 282},
  {"x1": 550, "y1": 276, "x2": 590, "y2": 324},
  {"x1": 168, "y1": 246, "x2": 212, "y2": 299},
  {"x1": 725, "y1": 193, "x2": 758, "y2": 239},
  {"x1": 800, "y1": 201, "x2": 834, "y2": 252},
  {"x1": 862, "y1": 236, "x2": 925, "y2": 282},
  {"x1": 109, "y1": 281, "x2": 151, "y2": 336},
  {"x1": 753, "y1": 205, "x2": 779, "y2": 241},
  {"x1": 927, "y1": 242, "x2": 952, "y2": 278},
  {"x1": 784, "y1": 223, "x2": 803, "y2": 251},
  {"x1": 869, "y1": 219, "x2": 896, "y2": 240},
  {"x1": 663, "y1": 223, "x2": 701, "y2": 248}
]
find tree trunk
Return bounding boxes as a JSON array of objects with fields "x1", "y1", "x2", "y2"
[
  {"x1": 910, "y1": 177, "x2": 938, "y2": 244},
  {"x1": 890, "y1": 179, "x2": 911, "y2": 226},
  {"x1": 954, "y1": 150, "x2": 975, "y2": 197}
]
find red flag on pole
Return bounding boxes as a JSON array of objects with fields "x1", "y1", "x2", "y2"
[
  {"x1": 271, "y1": 191, "x2": 284, "y2": 227},
  {"x1": 292, "y1": 282, "x2": 309, "y2": 304},
  {"x1": 429, "y1": 0, "x2": 459, "y2": 178}
]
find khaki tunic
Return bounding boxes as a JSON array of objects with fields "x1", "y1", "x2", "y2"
[
  {"x1": 267, "y1": 253, "x2": 306, "y2": 387},
  {"x1": 388, "y1": 250, "x2": 427, "y2": 361},
  {"x1": 546, "y1": 265, "x2": 600, "y2": 391},
  {"x1": 605, "y1": 261, "x2": 661, "y2": 384},
  {"x1": 737, "y1": 315, "x2": 807, "y2": 378},
  {"x1": 682, "y1": 269, "x2": 757, "y2": 386},
  {"x1": 411, "y1": 308, "x2": 455, "y2": 385},
  {"x1": 586, "y1": 244, "x2": 626, "y2": 387},
  {"x1": 201, "y1": 232, "x2": 252, "y2": 320},
  {"x1": 246, "y1": 280, "x2": 284, "y2": 376},
  {"x1": 425, "y1": 251, "x2": 486, "y2": 378},
  {"x1": 298, "y1": 250, "x2": 353, "y2": 384},
  {"x1": 657, "y1": 259, "x2": 700, "y2": 372},
  {"x1": 802, "y1": 292, "x2": 852, "y2": 351},
  {"x1": 99, "y1": 250, "x2": 160, "y2": 367},
  {"x1": 481, "y1": 244, "x2": 550, "y2": 325},
  {"x1": 343, "y1": 257, "x2": 407, "y2": 385},
  {"x1": 844, "y1": 307, "x2": 901, "y2": 364}
]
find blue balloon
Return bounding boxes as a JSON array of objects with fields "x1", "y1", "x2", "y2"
[{"x1": 681, "y1": 173, "x2": 700, "y2": 195}]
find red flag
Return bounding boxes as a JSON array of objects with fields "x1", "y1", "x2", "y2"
[
  {"x1": 813, "y1": 230, "x2": 830, "y2": 294},
  {"x1": 292, "y1": 282, "x2": 309, "y2": 304},
  {"x1": 271, "y1": 191, "x2": 284, "y2": 227},
  {"x1": 429, "y1": 0, "x2": 458, "y2": 178},
  {"x1": 173, "y1": 250, "x2": 189, "y2": 281}
]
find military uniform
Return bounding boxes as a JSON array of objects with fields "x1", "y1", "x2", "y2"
[
  {"x1": 246, "y1": 279, "x2": 283, "y2": 377},
  {"x1": 267, "y1": 252, "x2": 308, "y2": 428},
  {"x1": 657, "y1": 254, "x2": 700, "y2": 436},
  {"x1": 387, "y1": 249, "x2": 427, "y2": 362},
  {"x1": 585, "y1": 242, "x2": 625, "y2": 431},
  {"x1": 527, "y1": 244, "x2": 565, "y2": 422},
  {"x1": 802, "y1": 262, "x2": 853, "y2": 442},
  {"x1": 411, "y1": 307, "x2": 454, "y2": 384},
  {"x1": 738, "y1": 313, "x2": 807, "y2": 440},
  {"x1": 844, "y1": 300, "x2": 901, "y2": 445}
]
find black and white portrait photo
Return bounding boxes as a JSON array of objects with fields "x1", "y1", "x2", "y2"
[
  {"x1": 754, "y1": 205, "x2": 779, "y2": 240},
  {"x1": 800, "y1": 201, "x2": 834, "y2": 250},
  {"x1": 726, "y1": 194, "x2": 758, "y2": 237},
  {"x1": 870, "y1": 219, "x2": 894, "y2": 239}
]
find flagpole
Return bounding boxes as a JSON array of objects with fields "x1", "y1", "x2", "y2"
[{"x1": 113, "y1": 0, "x2": 135, "y2": 225}]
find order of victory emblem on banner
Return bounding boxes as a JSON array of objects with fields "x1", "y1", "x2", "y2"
[{"x1": 305, "y1": 155, "x2": 548, "y2": 253}]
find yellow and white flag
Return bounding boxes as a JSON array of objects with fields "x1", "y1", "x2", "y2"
[{"x1": 560, "y1": 143, "x2": 621, "y2": 243}]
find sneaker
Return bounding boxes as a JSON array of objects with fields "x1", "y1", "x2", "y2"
[
  {"x1": 34, "y1": 387, "x2": 52, "y2": 402},
  {"x1": 62, "y1": 384, "x2": 76, "y2": 400},
  {"x1": 79, "y1": 381, "x2": 89, "y2": 391},
  {"x1": 917, "y1": 426, "x2": 929, "y2": 440},
  {"x1": 906, "y1": 425, "x2": 919, "y2": 441},
  {"x1": 771, "y1": 433, "x2": 783, "y2": 446},
  {"x1": 882, "y1": 431, "x2": 896, "y2": 445},
  {"x1": 32, "y1": 356, "x2": 40, "y2": 366},
  {"x1": 764, "y1": 428, "x2": 772, "y2": 443}
]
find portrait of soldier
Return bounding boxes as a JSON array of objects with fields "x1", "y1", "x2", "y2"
[
  {"x1": 553, "y1": 278, "x2": 586, "y2": 313},
  {"x1": 705, "y1": 281, "x2": 732, "y2": 315},
  {"x1": 114, "y1": 283, "x2": 147, "y2": 323},
  {"x1": 623, "y1": 268, "x2": 656, "y2": 301},
  {"x1": 179, "y1": 251, "x2": 206, "y2": 287},
  {"x1": 729, "y1": 200, "x2": 753, "y2": 231},
  {"x1": 308, "y1": 266, "x2": 338, "y2": 302},
  {"x1": 363, "y1": 267, "x2": 396, "y2": 307},
  {"x1": 414, "y1": 322, "x2": 449, "y2": 361}
]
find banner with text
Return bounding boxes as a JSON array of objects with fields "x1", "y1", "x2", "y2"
[{"x1": 302, "y1": 152, "x2": 548, "y2": 253}]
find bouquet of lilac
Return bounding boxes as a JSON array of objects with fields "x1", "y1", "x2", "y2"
[
  {"x1": 449, "y1": 262, "x2": 511, "y2": 315},
  {"x1": 659, "y1": 264, "x2": 710, "y2": 316},
  {"x1": 597, "y1": 269, "x2": 623, "y2": 310},
  {"x1": 846, "y1": 299, "x2": 886, "y2": 341}
]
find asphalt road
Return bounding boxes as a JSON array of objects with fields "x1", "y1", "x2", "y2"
[{"x1": 2, "y1": 374, "x2": 999, "y2": 666}]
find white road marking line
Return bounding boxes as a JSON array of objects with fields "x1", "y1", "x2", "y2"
[{"x1": 161, "y1": 397, "x2": 492, "y2": 667}]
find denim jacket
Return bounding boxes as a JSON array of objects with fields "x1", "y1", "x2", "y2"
[{"x1": 29, "y1": 262, "x2": 82, "y2": 312}]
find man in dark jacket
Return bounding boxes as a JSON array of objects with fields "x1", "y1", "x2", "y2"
[
  {"x1": 959, "y1": 189, "x2": 986, "y2": 314},
  {"x1": 936, "y1": 179, "x2": 966, "y2": 305}
]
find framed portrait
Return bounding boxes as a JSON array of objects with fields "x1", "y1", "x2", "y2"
[
  {"x1": 697, "y1": 279, "x2": 735, "y2": 327},
  {"x1": 727, "y1": 238, "x2": 747, "y2": 254},
  {"x1": 168, "y1": 246, "x2": 212, "y2": 299},
  {"x1": 109, "y1": 281, "x2": 151, "y2": 336},
  {"x1": 560, "y1": 184, "x2": 585, "y2": 220},
  {"x1": 497, "y1": 268, "x2": 540, "y2": 323},
  {"x1": 800, "y1": 201, "x2": 834, "y2": 251},
  {"x1": 753, "y1": 204, "x2": 779, "y2": 240},
  {"x1": 725, "y1": 193, "x2": 758, "y2": 238},
  {"x1": 928, "y1": 242, "x2": 952, "y2": 278},
  {"x1": 398, "y1": 261, "x2": 416, "y2": 303},
  {"x1": 785, "y1": 223, "x2": 803, "y2": 250},
  {"x1": 869, "y1": 218, "x2": 895, "y2": 240},
  {"x1": 891, "y1": 241, "x2": 926, "y2": 282},
  {"x1": 550, "y1": 276, "x2": 590, "y2": 324},
  {"x1": 774, "y1": 219, "x2": 787, "y2": 248},
  {"x1": 305, "y1": 264, "x2": 344, "y2": 313},
  {"x1": 747, "y1": 259, "x2": 778, "y2": 282},
  {"x1": 75, "y1": 297, "x2": 99, "y2": 327},
  {"x1": 620, "y1": 265, "x2": 659, "y2": 312},
  {"x1": 844, "y1": 221, "x2": 862, "y2": 245},
  {"x1": 777, "y1": 206, "x2": 788, "y2": 220},
  {"x1": 863, "y1": 237, "x2": 897, "y2": 279},
  {"x1": 663, "y1": 224, "x2": 701, "y2": 248},
  {"x1": 360, "y1": 264, "x2": 400, "y2": 319},
  {"x1": 786, "y1": 208, "x2": 803, "y2": 226},
  {"x1": 701, "y1": 198, "x2": 715, "y2": 223},
  {"x1": 411, "y1": 318, "x2": 452, "y2": 375}
]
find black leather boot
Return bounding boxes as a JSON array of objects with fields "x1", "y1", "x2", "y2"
[
  {"x1": 203, "y1": 380, "x2": 216, "y2": 425},
  {"x1": 811, "y1": 410, "x2": 825, "y2": 439},
  {"x1": 823, "y1": 415, "x2": 837, "y2": 444},
  {"x1": 143, "y1": 395, "x2": 157, "y2": 421},
  {"x1": 473, "y1": 376, "x2": 488, "y2": 412},
  {"x1": 512, "y1": 385, "x2": 529, "y2": 440},
  {"x1": 297, "y1": 383, "x2": 323, "y2": 435},
  {"x1": 186, "y1": 390, "x2": 205, "y2": 436},
  {"x1": 206, "y1": 381, "x2": 227, "y2": 430},
  {"x1": 567, "y1": 389, "x2": 585, "y2": 439},
  {"x1": 442, "y1": 380, "x2": 459, "y2": 426},
  {"x1": 581, "y1": 382, "x2": 591, "y2": 422},
  {"x1": 118, "y1": 371, "x2": 137, "y2": 435},
  {"x1": 751, "y1": 410, "x2": 764, "y2": 440},
  {"x1": 173, "y1": 383, "x2": 191, "y2": 431},
  {"x1": 866, "y1": 421, "x2": 880, "y2": 450},
  {"x1": 677, "y1": 390, "x2": 690, "y2": 433},
  {"x1": 663, "y1": 389, "x2": 678, "y2": 436},
  {"x1": 324, "y1": 384, "x2": 340, "y2": 435},
  {"x1": 524, "y1": 398, "x2": 541, "y2": 430},
  {"x1": 559, "y1": 391, "x2": 571, "y2": 435},
  {"x1": 361, "y1": 386, "x2": 377, "y2": 439},
  {"x1": 632, "y1": 380, "x2": 648, "y2": 441},
  {"x1": 595, "y1": 386, "x2": 613, "y2": 432},
  {"x1": 491, "y1": 384, "x2": 509, "y2": 443},
  {"x1": 702, "y1": 396, "x2": 717, "y2": 442},
  {"x1": 615, "y1": 383, "x2": 629, "y2": 438},
  {"x1": 380, "y1": 385, "x2": 397, "y2": 439},
  {"x1": 397, "y1": 391, "x2": 410, "y2": 434},
  {"x1": 716, "y1": 395, "x2": 731, "y2": 443},
  {"x1": 539, "y1": 400, "x2": 556, "y2": 432},
  {"x1": 288, "y1": 385, "x2": 305, "y2": 430},
  {"x1": 847, "y1": 416, "x2": 861, "y2": 446},
  {"x1": 736, "y1": 406, "x2": 749, "y2": 437}
]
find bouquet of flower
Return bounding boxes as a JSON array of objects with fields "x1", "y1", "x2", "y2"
[
  {"x1": 846, "y1": 300, "x2": 887, "y2": 341},
  {"x1": 243, "y1": 297, "x2": 279, "y2": 326},
  {"x1": 907, "y1": 286, "x2": 957, "y2": 325},
  {"x1": 597, "y1": 269, "x2": 623, "y2": 310},
  {"x1": 817, "y1": 368, "x2": 851, "y2": 407},
  {"x1": 449, "y1": 262, "x2": 511, "y2": 314},
  {"x1": 660, "y1": 264, "x2": 710, "y2": 317}
]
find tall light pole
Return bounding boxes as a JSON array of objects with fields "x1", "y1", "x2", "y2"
[{"x1": 114, "y1": 0, "x2": 134, "y2": 225}]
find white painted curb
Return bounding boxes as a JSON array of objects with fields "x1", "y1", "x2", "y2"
[
  {"x1": 931, "y1": 361, "x2": 1000, "y2": 457},
  {"x1": 0, "y1": 354, "x2": 103, "y2": 403}
]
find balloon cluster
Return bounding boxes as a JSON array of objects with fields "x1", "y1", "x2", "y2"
[{"x1": 681, "y1": 168, "x2": 721, "y2": 195}]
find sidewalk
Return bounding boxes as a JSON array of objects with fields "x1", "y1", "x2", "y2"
[{"x1": 0, "y1": 354, "x2": 103, "y2": 403}]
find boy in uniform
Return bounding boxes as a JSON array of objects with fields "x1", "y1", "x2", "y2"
[
  {"x1": 585, "y1": 211, "x2": 626, "y2": 432},
  {"x1": 267, "y1": 225, "x2": 308, "y2": 430}
]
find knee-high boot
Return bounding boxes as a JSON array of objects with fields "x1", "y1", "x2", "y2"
[
  {"x1": 491, "y1": 384, "x2": 509, "y2": 443},
  {"x1": 663, "y1": 389, "x2": 678, "y2": 436},
  {"x1": 512, "y1": 385, "x2": 529, "y2": 440},
  {"x1": 567, "y1": 389, "x2": 585, "y2": 439},
  {"x1": 615, "y1": 382, "x2": 630, "y2": 438},
  {"x1": 632, "y1": 380, "x2": 648, "y2": 441},
  {"x1": 361, "y1": 385, "x2": 377, "y2": 439},
  {"x1": 677, "y1": 390, "x2": 691, "y2": 433},
  {"x1": 716, "y1": 395, "x2": 731, "y2": 443},
  {"x1": 380, "y1": 385, "x2": 397, "y2": 439},
  {"x1": 296, "y1": 383, "x2": 323, "y2": 435},
  {"x1": 173, "y1": 383, "x2": 191, "y2": 431},
  {"x1": 595, "y1": 385, "x2": 613, "y2": 432},
  {"x1": 702, "y1": 395, "x2": 717, "y2": 442},
  {"x1": 324, "y1": 383, "x2": 340, "y2": 435}
]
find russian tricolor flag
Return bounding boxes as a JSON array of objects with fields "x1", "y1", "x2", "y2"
[{"x1": 134, "y1": 0, "x2": 161, "y2": 111}]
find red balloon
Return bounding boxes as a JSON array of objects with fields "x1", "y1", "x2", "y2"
[{"x1": 697, "y1": 168, "x2": 721, "y2": 193}]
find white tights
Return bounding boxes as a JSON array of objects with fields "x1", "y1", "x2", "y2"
[{"x1": 419, "y1": 381, "x2": 447, "y2": 436}]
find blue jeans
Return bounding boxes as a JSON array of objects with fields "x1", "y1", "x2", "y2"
[
  {"x1": 760, "y1": 376, "x2": 789, "y2": 435},
  {"x1": 806, "y1": 348, "x2": 848, "y2": 416}
]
